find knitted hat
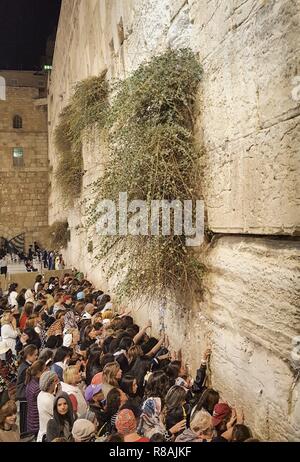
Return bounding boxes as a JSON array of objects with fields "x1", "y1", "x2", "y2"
[
  {"x1": 39, "y1": 371, "x2": 57, "y2": 392},
  {"x1": 115, "y1": 409, "x2": 137, "y2": 435},
  {"x1": 72, "y1": 419, "x2": 96, "y2": 442},
  {"x1": 85, "y1": 384, "x2": 102, "y2": 402}
]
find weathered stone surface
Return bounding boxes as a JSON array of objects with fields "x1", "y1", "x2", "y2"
[
  {"x1": 130, "y1": 236, "x2": 300, "y2": 441},
  {"x1": 48, "y1": 0, "x2": 300, "y2": 441}
]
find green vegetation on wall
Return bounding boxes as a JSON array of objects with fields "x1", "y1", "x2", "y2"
[
  {"x1": 47, "y1": 220, "x2": 70, "y2": 250},
  {"x1": 54, "y1": 71, "x2": 108, "y2": 205},
  {"x1": 54, "y1": 49, "x2": 204, "y2": 305}
]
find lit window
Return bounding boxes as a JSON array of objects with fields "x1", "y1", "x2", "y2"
[
  {"x1": 13, "y1": 115, "x2": 22, "y2": 129},
  {"x1": 13, "y1": 148, "x2": 24, "y2": 167}
]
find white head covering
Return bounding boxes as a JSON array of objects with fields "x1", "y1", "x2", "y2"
[{"x1": 25, "y1": 288, "x2": 34, "y2": 301}]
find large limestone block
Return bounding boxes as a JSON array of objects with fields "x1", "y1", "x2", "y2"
[{"x1": 190, "y1": 0, "x2": 300, "y2": 233}]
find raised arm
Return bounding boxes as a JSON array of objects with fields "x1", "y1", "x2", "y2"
[
  {"x1": 146, "y1": 334, "x2": 165, "y2": 357},
  {"x1": 133, "y1": 320, "x2": 152, "y2": 345}
]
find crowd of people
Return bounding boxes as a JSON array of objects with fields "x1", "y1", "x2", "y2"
[
  {"x1": 0, "y1": 243, "x2": 65, "y2": 276},
  {"x1": 0, "y1": 272, "x2": 258, "y2": 443}
]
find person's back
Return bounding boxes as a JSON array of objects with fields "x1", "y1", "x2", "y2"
[
  {"x1": 37, "y1": 391, "x2": 55, "y2": 442},
  {"x1": 26, "y1": 378, "x2": 40, "y2": 434}
]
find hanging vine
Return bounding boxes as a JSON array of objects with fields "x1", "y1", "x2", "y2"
[
  {"x1": 87, "y1": 48, "x2": 205, "y2": 305},
  {"x1": 54, "y1": 70, "x2": 108, "y2": 205}
]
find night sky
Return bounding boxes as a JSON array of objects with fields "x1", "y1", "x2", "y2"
[{"x1": 0, "y1": 0, "x2": 61, "y2": 70}]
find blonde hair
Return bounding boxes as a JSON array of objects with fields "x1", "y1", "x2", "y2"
[
  {"x1": 25, "y1": 314, "x2": 38, "y2": 329},
  {"x1": 190, "y1": 410, "x2": 213, "y2": 435},
  {"x1": 102, "y1": 310, "x2": 113, "y2": 320},
  {"x1": 1, "y1": 312, "x2": 11, "y2": 326},
  {"x1": 127, "y1": 345, "x2": 143, "y2": 364},
  {"x1": 63, "y1": 365, "x2": 80, "y2": 385},
  {"x1": 102, "y1": 362, "x2": 120, "y2": 387}
]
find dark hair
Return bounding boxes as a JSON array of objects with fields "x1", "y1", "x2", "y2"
[
  {"x1": 23, "y1": 327, "x2": 41, "y2": 349},
  {"x1": 141, "y1": 337, "x2": 158, "y2": 355},
  {"x1": 118, "y1": 336, "x2": 134, "y2": 352},
  {"x1": 102, "y1": 336, "x2": 113, "y2": 354},
  {"x1": 53, "y1": 392, "x2": 75, "y2": 430},
  {"x1": 232, "y1": 424, "x2": 252, "y2": 442},
  {"x1": 108, "y1": 337, "x2": 122, "y2": 354},
  {"x1": 45, "y1": 336, "x2": 63, "y2": 349},
  {"x1": 245, "y1": 438, "x2": 260, "y2": 442},
  {"x1": 194, "y1": 388, "x2": 220, "y2": 415},
  {"x1": 100, "y1": 353, "x2": 115, "y2": 371},
  {"x1": 25, "y1": 359, "x2": 45, "y2": 384},
  {"x1": 165, "y1": 405, "x2": 187, "y2": 432},
  {"x1": 119, "y1": 399, "x2": 142, "y2": 418},
  {"x1": 125, "y1": 326, "x2": 139, "y2": 338},
  {"x1": 53, "y1": 346, "x2": 71, "y2": 363},
  {"x1": 150, "y1": 433, "x2": 166, "y2": 442},
  {"x1": 98, "y1": 294, "x2": 111, "y2": 310},
  {"x1": 35, "y1": 275, "x2": 43, "y2": 283},
  {"x1": 39, "y1": 349, "x2": 54, "y2": 365},
  {"x1": 143, "y1": 371, "x2": 170, "y2": 404},
  {"x1": 92, "y1": 322, "x2": 103, "y2": 331},
  {"x1": 165, "y1": 385, "x2": 187, "y2": 412},
  {"x1": 128, "y1": 356, "x2": 152, "y2": 394},
  {"x1": 19, "y1": 344, "x2": 38, "y2": 362},
  {"x1": 120, "y1": 375, "x2": 137, "y2": 397},
  {"x1": 83, "y1": 324, "x2": 94, "y2": 343},
  {"x1": 85, "y1": 347, "x2": 102, "y2": 384},
  {"x1": 16, "y1": 289, "x2": 26, "y2": 305},
  {"x1": 8, "y1": 283, "x2": 18, "y2": 293},
  {"x1": 106, "y1": 388, "x2": 122, "y2": 418},
  {"x1": 163, "y1": 363, "x2": 180, "y2": 387},
  {"x1": 121, "y1": 316, "x2": 134, "y2": 328}
]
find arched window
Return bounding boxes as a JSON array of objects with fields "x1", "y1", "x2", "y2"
[{"x1": 13, "y1": 115, "x2": 22, "y2": 129}]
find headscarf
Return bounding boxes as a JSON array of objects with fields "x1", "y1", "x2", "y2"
[
  {"x1": 25, "y1": 288, "x2": 34, "y2": 302},
  {"x1": 137, "y1": 397, "x2": 166, "y2": 438},
  {"x1": 52, "y1": 392, "x2": 75, "y2": 429},
  {"x1": 116, "y1": 409, "x2": 137, "y2": 435},
  {"x1": 63, "y1": 311, "x2": 77, "y2": 330},
  {"x1": 39, "y1": 371, "x2": 58, "y2": 392},
  {"x1": 47, "y1": 318, "x2": 64, "y2": 338}
]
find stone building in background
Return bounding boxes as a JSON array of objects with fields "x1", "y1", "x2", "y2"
[{"x1": 0, "y1": 71, "x2": 49, "y2": 252}]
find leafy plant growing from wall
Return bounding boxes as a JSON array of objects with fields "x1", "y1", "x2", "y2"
[
  {"x1": 47, "y1": 220, "x2": 70, "y2": 250},
  {"x1": 54, "y1": 70, "x2": 108, "y2": 205},
  {"x1": 87, "y1": 48, "x2": 205, "y2": 305}
]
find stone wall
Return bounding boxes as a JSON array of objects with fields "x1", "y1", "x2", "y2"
[
  {"x1": 0, "y1": 74, "x2": 49, "y2": 249},
  {"x1": 48, "y1": 0, "x2": 300, "y2": 440}
]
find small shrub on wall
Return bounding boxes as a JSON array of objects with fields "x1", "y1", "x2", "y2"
[
  {"x1": 88, "y1": 49, "x2": 205, "y2": 305},
  {"x1": 47, "y1": 220, "x2": 70, "y2": 250},
  {"x1": 54, "y1": 71, "x2": 108, "y2": 205}
]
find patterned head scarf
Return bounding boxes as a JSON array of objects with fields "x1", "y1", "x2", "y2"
[
  {"x1": 63, "y1": 311, "x2": 78, "y2": 330},
  {"x1": 115, "y1": 409, "x2": 137, "y2": 435},
  {"x1": 137, "y1": 397, "x2": 165, "y2": 438}
]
